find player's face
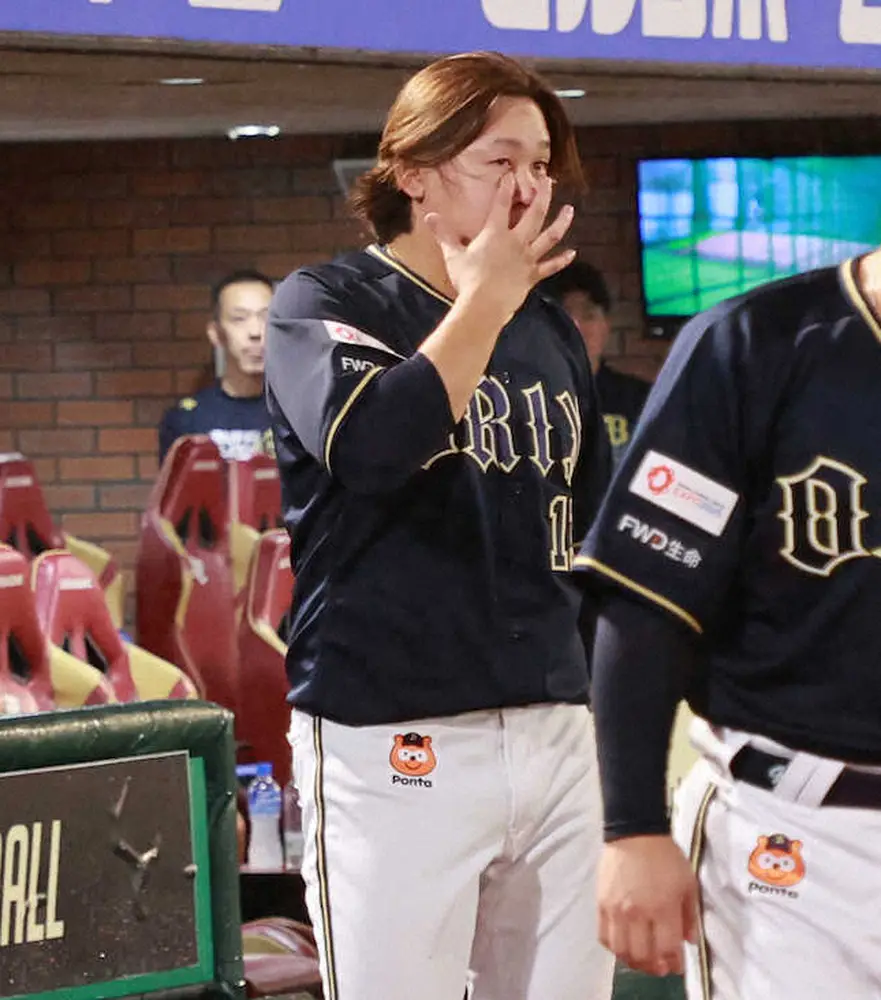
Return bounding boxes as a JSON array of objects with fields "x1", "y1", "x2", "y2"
[
  {"x1": 562, "y1": 290, "x2": 611, "y2": 371},
  {"x1": 415, "y1": 96, "x2": 552, "y2": 244},
  {"x1": 209, "y1": 280, "x2": 273, "y2": 378}
]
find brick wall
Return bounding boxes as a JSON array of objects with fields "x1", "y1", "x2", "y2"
[
  {"x1": 1, "y1": 116, "x2": 880, "y2": 608},
  {"x1": 0, "y1": 132, "x2": 375, "y2": 607}
]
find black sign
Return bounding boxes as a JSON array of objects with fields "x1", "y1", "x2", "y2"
[{"x1": 0, "y1": 751, "x2": 201, "y2": 997}]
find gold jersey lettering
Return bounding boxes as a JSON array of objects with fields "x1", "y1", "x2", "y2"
[
  {"x1": 461, "y1": 377, "x2": 520, "y2": 473},
  {"x1": 778, "y1": 456, "x2": 871, "y2": 576},
  {"x1": 422, "y1": 376, "x2": 582, "y2": 484},
  {"x1": 549, "y1": 494, "x2": 574, "y2": 571},
  {"x1": 522, "y1": 382, "x2": 554, "y2": 477},
  {"x1": 556, "y1": 390, "x2": 583, "y2": 487},
  {"x1": 603, "y1": 414, "x2": 630, "y2": 449}
]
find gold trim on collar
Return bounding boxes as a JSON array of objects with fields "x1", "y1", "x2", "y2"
[
  {"x1": 841, "y1": 257, "x2": 881, "y2": 346},
  {"x1": 367, "y1": 244, "x2": 454, "y2": 307}
]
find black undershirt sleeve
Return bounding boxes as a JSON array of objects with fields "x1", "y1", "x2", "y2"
[{"x1": 592, "y1": 590, "x2": 702, "y2": 841}]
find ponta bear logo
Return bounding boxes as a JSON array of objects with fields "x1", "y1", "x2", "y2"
[
  {"x1": 390, "y1": 733, "x2": 437, "y2": 788},
  {"x1": 747, "y1": 834, "x2": 806, "y2": 898},
  {"x1": 647, "y1": 464, "x2": 675, "y2": 495}
]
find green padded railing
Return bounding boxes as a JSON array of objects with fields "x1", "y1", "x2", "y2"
[{"x1": 0, "y1": 699, "x2": 244, "y2": 1000}]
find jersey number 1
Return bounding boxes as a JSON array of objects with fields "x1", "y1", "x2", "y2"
[{"x1": 549, "y1": 494, "x2": 574, "y2": 571}]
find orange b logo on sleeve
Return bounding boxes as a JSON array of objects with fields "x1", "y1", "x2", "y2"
[
  {"x1": 748, "y1": 834, "x2": 806, "y2": 889},
  {"x1": 390, "y1": 733, "x2": 437, "y2": 786}
]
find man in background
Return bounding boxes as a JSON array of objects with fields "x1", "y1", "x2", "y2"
[
  {"x1": 541, "y1": 259, "x2": 650, "y2": 464},
  {"x1": 158, "y1": 269, "x2": 275, "y2": 463}
]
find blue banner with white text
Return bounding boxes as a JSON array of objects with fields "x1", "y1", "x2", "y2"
[{"x1": 4, "y1": 1, "x2": 881, "y2": 71}]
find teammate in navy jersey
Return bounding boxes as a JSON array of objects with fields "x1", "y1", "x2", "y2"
[
  {"x1": 541, "y1": 259, "x2": 651, "y2": 465},
  {"x1": 158, "y1": 270, "x2": 274, "y2": 463},
  {"x1": 578, "y1": 256, "x2": 881, "y2": 999},
  {"x1": 265, "y1": 51, "x2": 612, "y2": 1000}
]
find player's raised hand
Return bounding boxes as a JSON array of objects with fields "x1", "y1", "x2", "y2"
[
  {"x1": 597, "y1": 834, "x2": 699, "y2": 978},
  {"x1": 424, "y1": 172, "x2": 575, "y2": 323}
]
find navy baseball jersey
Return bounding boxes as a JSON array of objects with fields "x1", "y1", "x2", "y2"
[
  {"x1": 594, "y1": 363, "x2": 651, "y2": 466},
  {"x1": 158, "y1": 381, "x2": 273, "y2": 463},
  {"x1": 265, "y1": 245, "x2": 610, "y2": 725},
  {"x1": 578, "y1": 259, "x2": 881, "y2": 760}
]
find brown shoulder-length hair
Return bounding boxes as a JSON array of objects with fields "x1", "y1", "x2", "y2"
[{"x1": 350, "y1": 51, "x2": 584, "y2": 244}]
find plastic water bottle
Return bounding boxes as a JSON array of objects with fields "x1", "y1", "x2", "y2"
[
  {"x1": 283, "y1": 776, "x2": 304, "y2": 870},
  {"x1": 246, "y1": 762, "x2": 283, "y2": 869}
]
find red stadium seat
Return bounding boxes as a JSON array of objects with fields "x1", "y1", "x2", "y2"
[
  {"x1": 242, "y1": 918, "x2": 322, "y2": 998},
  {"x1": 32, "y1": 549, "x2": 197, "y2": 704},
  {"x1": 135, "y1": 435, "x2": 240, "y2": 714},
  {"x1": 0, "y1": 452, "x2": 126, "y2": 628},
  {"x1": 0, "y1": 544, "x2": 54, "y2": 715},
  {"x1": 228, "y1": 454, "x2": 283, "y2": 596},
  {"x1": 237, "y1": 529, "x2": 294, "y2": 787},
  {"x1": 0, "y1": 453, "x2": 63, "y2": 556},
  {"x1": 0, "y1": 544, "x2": 115, "y2": 711}
]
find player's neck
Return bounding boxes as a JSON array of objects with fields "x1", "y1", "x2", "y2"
[
  {"x1": 857, "y1": 249, "x2": 881, "y2": 314},
  {"x1": 386, "y1": 230, "x2": 457, "y2": 301},
  {"x1": 220, "y1": 369, "x2": 262, "y2": 399}
]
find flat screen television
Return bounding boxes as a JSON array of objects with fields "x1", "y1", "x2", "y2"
[{"x1": 636, "y1": 156, "x2": 881, "y2": 337}]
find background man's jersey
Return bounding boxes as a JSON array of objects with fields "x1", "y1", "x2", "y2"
[
  {"x1": 266, "y1": 246, "x2": 609, "y2": 725},
  {"x1": 594, "y1": 362, "x2": 651, "y2": 466},
  {"x1": 158, "y1": 381, "x2": 272, "y2": 463},
  {"x1": 578, "y1": 259, "x2": 881, "y2": 761}
]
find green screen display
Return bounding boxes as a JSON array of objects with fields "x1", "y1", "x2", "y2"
[{"x1": 638, "y1": 157, "x2": 881, "y2": 317}]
